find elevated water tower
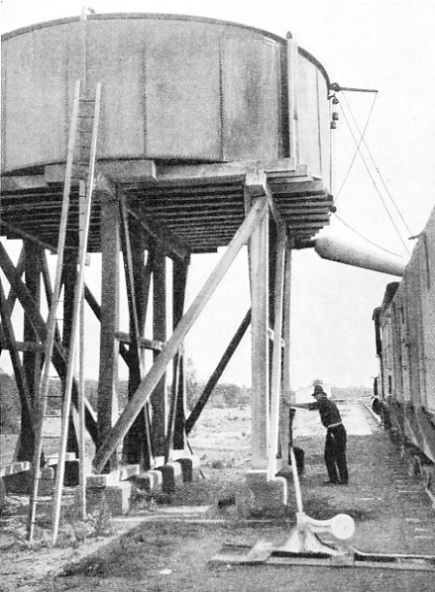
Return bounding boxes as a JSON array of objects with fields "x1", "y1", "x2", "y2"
[{"x1": 1, "y1": 13, "x2": 335, "y2": 508}]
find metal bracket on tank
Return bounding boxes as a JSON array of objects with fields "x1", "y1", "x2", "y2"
[{"x1": 330, "y1": 82, "x2": 378, "y2": 93}]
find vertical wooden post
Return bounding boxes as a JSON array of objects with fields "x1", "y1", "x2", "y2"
[
  {"x1": 172, "y1": 260, "x2": 189, "y2": 451},
  {"x1": 123, "y1": 216, "x2": 151, "y2": 467},
  {"x1": 62, "y1": 251, "x2": 77, "y2": 347},
  {"x1": 62, "y1": 250, "x2": 80, "y2": 458},
  {"x1": 97, "y1": 193, "x2": 120, "y2": 472},
  {"x1": 268, "y1": 220, "x2": 277, "y2": 394},
  {"x1": 152, "y1": 246, "x2": 168, "y2": 458},
  {"x1": 268, "y1": 226, "x2": 286, "y2": 479},
  {"x1": 93, "y1": 197, "x2": 268, "y2": 473},
  {"x1": 19, "y1": 242, "x2": 41, "y2": 461},
  {"x1": 249, "y1": 202, "x2": 270, "y2": 469},
  {"x1": 280, "y1": 243, "x2": 293, "y2": 467}
]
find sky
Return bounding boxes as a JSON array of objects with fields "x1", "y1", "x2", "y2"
[{"x1": 1, "y1": 0, "x2": 435, "y2": 388}]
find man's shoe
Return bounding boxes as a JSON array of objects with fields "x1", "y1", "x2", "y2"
[
  {"x1": 322, "y1": 480, "x2": 339, "y2": 486},
  {"x1": 339, "y1": 481, "x2": 349, "y2": 486}
]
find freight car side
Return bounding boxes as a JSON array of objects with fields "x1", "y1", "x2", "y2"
[{"x1": 374, "y1": 203, "x2": 435, "y2": 489}]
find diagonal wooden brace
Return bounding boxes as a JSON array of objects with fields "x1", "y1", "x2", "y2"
[{"x1": 93, "y1": 195, "x2": 269, "y2": 473}]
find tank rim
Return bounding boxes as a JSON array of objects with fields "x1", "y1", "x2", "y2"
[{"x1": 1, "y1": 12, "x2": 330, "y2": 87}]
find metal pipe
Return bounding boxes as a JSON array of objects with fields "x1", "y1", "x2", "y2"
[{"x1": 314, "y1": 233, "x2": 406, "y2": 276}]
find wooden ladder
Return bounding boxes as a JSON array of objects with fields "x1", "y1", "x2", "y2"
[{"x1": 27, "y1": 81, "x2": 101, "y2": 544}]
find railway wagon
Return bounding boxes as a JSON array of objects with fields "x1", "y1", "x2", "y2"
[{"x1": 373, "y1": 203, "x2": 435, "y2": 492}]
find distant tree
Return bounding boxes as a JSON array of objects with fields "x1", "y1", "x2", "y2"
[
  {"x1": 213, "y1": 382, "x2": 241, "y2": 407},
  {"x1": 331, "y1": 385, "x2": 367, "y2": 400},
  {"x1": 185, "y1": 357, "x2": 202, "y2": 410}
]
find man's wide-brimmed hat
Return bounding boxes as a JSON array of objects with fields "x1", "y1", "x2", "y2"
[{"x1": 312, "y1": 384, "x2": 325, "y2": 397}]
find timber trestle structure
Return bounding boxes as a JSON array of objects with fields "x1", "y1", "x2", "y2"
[{"x1": 1, "y1": 95, "x2": 334, "y2": 526}]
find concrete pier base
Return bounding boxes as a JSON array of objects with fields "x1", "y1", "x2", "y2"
[
  {"x1": 157, "y1": 461, "x2": 183, "y2": 494},
  {"x1": 176, "y1": 456, "x2": 200, "y2": 482},
  {"x1": 133, "y1": 469, "x2": 163, "y2": 493},
  {"x1": 87, "y1": 480, "x2": 132, "y2": 516},
  {"x1": 246, "y1": 470, "x2": 288, "y2": 514}
]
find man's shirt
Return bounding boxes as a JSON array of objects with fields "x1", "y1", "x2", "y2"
[{"x1": 308, "y1": 397, "x2": 342, "y2": 428}]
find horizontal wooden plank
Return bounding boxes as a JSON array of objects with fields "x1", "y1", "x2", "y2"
[
  {"x1": 153, "y1": 212, "x2": 243, "y2": 224},
  {"x1": 0, "y1": 338, "x2": 44, "y2": 352},
  {"x1": 155, "y1": 158, "x2": 297, "y2": 185},
  {"x1": 99, "y1": 160, "x2": 157, "y2": 182},
  {"x1": 115, "y1": 331, "x2": 164, "y2": 351},
  {"x1": 0, "y1": 461, "x2": 31, "y2": 477},
  {"x1": 1, "y1": 176, "x2": 49, "y2": 191}
]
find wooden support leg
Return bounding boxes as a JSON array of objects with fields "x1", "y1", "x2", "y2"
[
  {"x1": 0, "y1": 243, "x2": 98, "y2": 442},
  {"x1": 0, "y1": 247, "x2": 25, "y2": 352},
  {"x1": 185, "y1": 309, "x2": 252, "y2": 436},
  {"x1": 152, "y1": 247, "x2": 168, "y2": 458},
  {"x1": 0, "y1": 278, "x2": 32, "y2": 434},
  {"x1": 173, "y1": 352, "x2": 187, "y2": 451},
  {"x1": 280, "y1": 244, "x2": 293, "y2": 467},
  {"x1": 62, "y1": 250, "x2": 80, "y2": 458},
  {"x1": 18, "y1": 242, "x2": 41, "y2": 461},
  {"x1": 122, "y1": 213, "x2": 152, "y2": 467},
  {"x1": 97, "y1": 194, "x2": 120, "y2": 472},
  {"x1": 249, "y1": 202, "x2": 270, "y2": 470},
  {"x1": 93, "y1": 196, "x2": 268, "y2": 474},
  {"x1": 171, "y1": 260, "x2": 189, "y2": 452},
  {"x1": 268, "y1": 226, "x2": 286, "y2": 479}
]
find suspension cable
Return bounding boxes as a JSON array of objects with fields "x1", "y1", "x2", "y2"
[
  {"x1": 332, "y1": 213, "x2": 407, "y2": 258},
  {"x1": 337, "y1": 101, "x2": 411, "y2": 255},
  {"x1": 335, "y1": 91, "x2": 378, "y2": 202},
  {"x1": 341, "y1": 92, "x2": 414, "y2": 238}
]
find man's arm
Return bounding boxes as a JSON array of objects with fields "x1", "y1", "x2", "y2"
[{"x1": 289, "y1": 402, "x2": 319, "y2": 411}]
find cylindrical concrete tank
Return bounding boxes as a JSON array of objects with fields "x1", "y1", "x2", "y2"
[{"x1": 1, "y1": 14, "x2": 331, "y2": 178}]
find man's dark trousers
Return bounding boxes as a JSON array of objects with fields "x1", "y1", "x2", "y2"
[{"x1": 325, "y1": 424, "x2": 348, "y2": 483}]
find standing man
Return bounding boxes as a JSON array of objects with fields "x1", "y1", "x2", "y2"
[{"x1": 292, "y1": 384, "x2": 349, "y2": 485}]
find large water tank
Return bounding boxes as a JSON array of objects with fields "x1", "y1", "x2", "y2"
[{"x1": 1, "y1": 13, "x2": 331, "y2": 178}]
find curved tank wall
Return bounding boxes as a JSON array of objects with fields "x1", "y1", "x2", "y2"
[{"x1": 1, "y1": 14, "x2": 331, "y2": 180}]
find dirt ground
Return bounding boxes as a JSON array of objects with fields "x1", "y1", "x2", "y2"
[{"x1": 1, "y1": 402, "x2": 435, "y2": 592}]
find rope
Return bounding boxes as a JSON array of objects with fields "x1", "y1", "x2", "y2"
[
  {"x1": 335, "y1": 91, "x2": 378, "y2": 202},
  {"x1": 337, "y1": 99, "x2": 411, "y2": 255}
]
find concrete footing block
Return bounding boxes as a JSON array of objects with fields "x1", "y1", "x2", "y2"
[
  {"x1": 157, "y1": 462, "x2": 183, "y2": 494},
  {"x1": 176, "y1": 456, "x2": 200, "y2": 482},
  {"x1": 64, "y1": 460, "x2": 79, "y2": 486},
  {"x1": 87, "y1": 480, "x2": 132, "y2": 516},
  {"x1": 38, "y1": 466, "x2": 55, "y2": 496},
  {"x1": 246, "y1": 470, "x2": 288, "y2": 514},
  {"x1": 133, "y1": 470, "x2": 163, "y2": 493},
  {"x1": 87, "y1": 472, "x2": 119, "y2": 488}
]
